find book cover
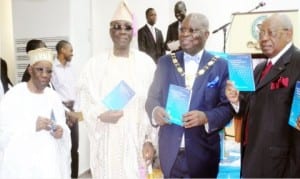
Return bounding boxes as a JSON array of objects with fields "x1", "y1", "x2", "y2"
[
  {"x1": 288, "y1": 81, "x2": 300, "y2": 128},
  {"x1": 227, "y1": 54, "x2": 255, "y2": 91},
  {"x1": 102, "y1": 80, "x2": 135, "y2": 110},
  {"x1": 50, "y1": 109, "x2": 56, "y2": 132},
  {"x1": 165, "y1": 84, "x2": 192, "y2": 126}
]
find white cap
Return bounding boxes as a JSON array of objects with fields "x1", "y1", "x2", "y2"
[
  {"x1": 28, "y1": 48, "x2": 54, "y2": 65},
  {"x1": 111, "y1": 0, "x2": 133, "y2": 23}
]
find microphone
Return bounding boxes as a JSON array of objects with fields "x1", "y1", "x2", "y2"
[
  {"x1": 212, "y1": 22, "x2": 231, "y2": 34},
  {"x1": 259, "y1": 2, "x2": 266, "y2": 7},
  {"x1": 248, "y1": 1, "x2": 266, "y2": 12}
]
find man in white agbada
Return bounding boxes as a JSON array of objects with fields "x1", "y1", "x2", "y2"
[
  {"x1": 78, "y1": 1, "x2": 157, "y2": 178},
  {"x1": 0, "y1": 48, "x2": 71, "y2": 179}
]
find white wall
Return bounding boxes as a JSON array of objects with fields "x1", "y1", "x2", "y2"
[
  {"x1": 0, "y1": 0, "x2": 15, "y2": 84},
  {"x1": 70, "y1": 0, "x2": 92, "y2": 175},
  {"x1": 91, "y1": 0, "x2": 300, "y2": 54},
  {"x1": 12, "y1": 0, "x2": 70, "y2": 39}
]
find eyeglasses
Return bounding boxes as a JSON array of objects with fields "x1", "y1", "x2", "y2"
[
  {"x1": 179, "y1": 27, "x2": 201, "y2": 35},
  {"x1": 258, "y1": 28, "x2": 289, "y2": 38},
  {"x1": 33, "y1": 67, "x2": 52, "y2": 74},
  {"x1": 110, "y1": 24, "x2": 133, "y2": 31}
]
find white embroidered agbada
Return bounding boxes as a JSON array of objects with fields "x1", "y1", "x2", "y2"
[
  {"x1": 0, "y1": 83, "x2": 71, "y2": 179},
  {"x1": 78, "y1": 49, "x2": 157, "y2": 179}
]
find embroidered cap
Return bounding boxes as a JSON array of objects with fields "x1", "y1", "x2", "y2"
[
  {"x1": 111, "y1": 0, "x2": 133, "y2": 23},
  {"x1": 28, "y1": 48, "x2": 54, "y2": 65}
]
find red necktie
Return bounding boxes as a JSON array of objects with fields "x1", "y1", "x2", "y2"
[{"x1": 260, "y1": 61, "x2": 272, "y2": 81}]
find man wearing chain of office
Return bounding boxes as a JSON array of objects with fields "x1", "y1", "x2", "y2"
[{"x1": 145, "y1": 13, "x2": 233, "y2": 178}]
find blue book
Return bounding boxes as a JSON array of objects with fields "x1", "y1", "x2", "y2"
[
  {"x1": 288, "y1": 81, "x2": 300, "y2": 128},
  {"x1": 50, "y1": 109, "x2": 56, "y2": 133},
  {"x1": 227, "y1": 54, "x2": 255, "y2": 91},
  {"x1": 165, "y1": 84, "x2": 192, "y2": 126},
  {"x1": 102, "y1": 80, "x2": 135, "y2": 110}
]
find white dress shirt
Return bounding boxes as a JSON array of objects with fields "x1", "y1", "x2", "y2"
[
  {"x1": 180, "y1": 51, "x2": 207, "y2": 148},
  {"x1": 147, "y1": 24, "x2": 156, "y2": 42},
  {"x1": 51, "y1": 58, "x2": 77, "y2": 110}
]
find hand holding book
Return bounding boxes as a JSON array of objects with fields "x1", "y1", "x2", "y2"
[
  {"x1": 183, "y1": 110, "x2": 208, "y2": 128},
  {"x1": 165, "y1": 84, "x2": 192, "y2": 126},
  {"x1": 36, "y1": 116, "x2": 53, "y2": 132},
  {"x1": 98, "y1": 110, "x2": 124, "y2": 124},
  {"x1": 225, "y1": 80, "x2": 240, "y2": 106},
  {"x1": 209, "y1": 51, "x2": 255, "y2": 91},
  {"x1": 152, "y1": 106, "x2": 171, "y2": 126}
]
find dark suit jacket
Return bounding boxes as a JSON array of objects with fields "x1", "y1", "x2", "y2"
[
  {"x1": 239, "y1": 45, "x2": 300, "y2": 177},
  {"x1": 145, "y1": 50, "x2": 233, "y2": 177},
  {"x1": 1, "y1": 58, "x2": 13, "y2": 93},
  {"x1": 165, "y1": 21, "x2": 180, "y2": 51},
  {"x1": 138, "y1": 25, "x2": 165, "y2": 63}
]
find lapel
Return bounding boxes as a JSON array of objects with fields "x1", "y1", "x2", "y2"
[
  {"x1": 256, "y1": 46, "x2": 294, "y2": 91},
  {"x1": 144, "y1": 25, "x2": 156, "y2": 44},
  {"x1": 173, "y1": 51, "x2": 185, "y2": 87},
  {"x1": 192, "y1": 51, "x2": 211, "y2": 92}
]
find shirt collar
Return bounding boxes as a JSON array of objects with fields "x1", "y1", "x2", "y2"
[
  {"x1": 54, "y1": 58, "x2": 71, "y2": 67},
  {"x1": 269, "y1": 42, "x2": 292, "y2": 65},
  {"x1": 147, "y1": 24, "x2": 155, "y2": 30}
]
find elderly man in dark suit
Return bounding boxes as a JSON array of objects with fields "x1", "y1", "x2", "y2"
[
  {"x1": 146, "y1": 13, "x2": 233, "y2": 178},
  {"x1": 165, "y1": 1, "x2": 186, "y2": 52},
  {"x1": 226, "y1": 13, "x2": 300, "y2": 177},
  {"x1": 1, "y1": 58, "x2": 13, "y2": 94},
  {"x1": 138, "y1": 8, "x2": 165, "y2": 64}
]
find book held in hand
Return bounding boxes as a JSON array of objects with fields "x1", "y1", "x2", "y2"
[
  {"x1": 209, "y1": 51, "x2": 255, "y2": 91},
  {"x1": 165, "y1": 84, "x2": 192, "y2": 126},
  {"x1": 50, "y1": 109, "x2": 57, "y2": 133},
  {"x1": 102, "y1": 80, "x2": 135, "y2": 110},
  {"x1": 288, "y1": 81, "x2": 300, "y2": 128},
  {"x1": 227, "y1": 54, "x2": 255, "y2": 91}
]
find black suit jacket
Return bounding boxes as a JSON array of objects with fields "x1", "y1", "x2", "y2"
[
  {"x1": 138, "y1": 25, "x2": 165, "y2": 63},
  {"x1": 238, "y1": 45, "x2": 300, "y2": 177},
  {"x1": 1, "y1": 58, "x2": 13, "y2": 93},
  {"x1": 165, "y1": 21, "x2": 180, "y2": 51}
]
